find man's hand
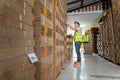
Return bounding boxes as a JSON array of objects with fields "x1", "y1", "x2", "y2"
[
  {"x1": 66, "y1": 22, "x2": 69, "y2": 26},
  {"x1": 65, "y1": 22, "x2": 77, "y2": 31}
]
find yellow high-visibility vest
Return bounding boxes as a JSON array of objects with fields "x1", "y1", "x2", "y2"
[
  {"x1": 83, "y1": 34, "x2": 89, "y2": 42},
  {"x1": 74, "y1": 31, "x2": 82, "y2": 42}
]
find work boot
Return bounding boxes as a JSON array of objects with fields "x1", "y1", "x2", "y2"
[
  {"x1": 73, "y1": 62, "x2": 81, "y2": 67},
  {"x1": 74, "y1": 61, "x2": 81, "y2": 64}
]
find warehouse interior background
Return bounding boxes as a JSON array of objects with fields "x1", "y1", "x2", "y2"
[
  {"x1": 1, "y1": 0, "x2": 120, "y2": 80},
  {"x1": 67, "y1": 0, "x2": 103, "y2": 35}
]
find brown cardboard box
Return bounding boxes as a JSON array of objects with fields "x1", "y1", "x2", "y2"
[
  {"x1": 0, "y1": 37, "x2": 10, "y2": 49},
  {"x1": 0, "y1": 46, "x2": 34, "y2": 61},
  {"x1": 0, "y1": 24, "x2": 7, "y2": 37}
]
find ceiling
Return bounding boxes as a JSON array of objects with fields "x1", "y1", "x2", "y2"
[{"x1": 67, "y1": 0, "x2": 100, "y2": 12}]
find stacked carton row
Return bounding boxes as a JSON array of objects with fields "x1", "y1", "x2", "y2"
[
  {"x1": 0, "y1": 0, "x2": 68, "y2": 80},
  {"x1": 84, "y1": 43, "x2": 93, "y2": 54},
  {"x1": 54, "y1": 0, "x2": 67, "y2": 78},
  {"x1": 97, "y1": 26, "x2": 104, "y2": 56},
  {"x1": 112, "y1": 0, "x2": 120, "y2": 64},
  {"x1": 104, "y1": 8, "x2": 115, "y2": 62},
  {"x1": 0, "y1": 0, "x2": 36, "y2": 80},
  {"x1": 98, "y1": 0, "x2": 120, "y2": 63},
  {"x1": 33, "y1": 0, "x2": 67, "y2": 80},
  {"x1": 65, "y1": 35, "x2": 73, "y2": 61},
  {"x1": 98, "y1": 8, "x2": 116, "y2": 62},
  {"x1": 33, "y1": 0, "x2": 55, "y2": 80},
  {"x1": 89, "y1": 27, "x2": 99, "y2": 53}
]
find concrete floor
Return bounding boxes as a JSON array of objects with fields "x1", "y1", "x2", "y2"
[{"x1": 57, "y1": 54, "x2": 120, "y2": 80}]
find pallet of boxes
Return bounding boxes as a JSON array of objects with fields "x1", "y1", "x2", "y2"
[{"x1": 0, "y1": 0, "x2": 36, "y2": 80}]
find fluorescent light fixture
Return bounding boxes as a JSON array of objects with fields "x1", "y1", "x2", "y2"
[{"x1": 81, "y1": 25, "x2": 86, "y2": 27}]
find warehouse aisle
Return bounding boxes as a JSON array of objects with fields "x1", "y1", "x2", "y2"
[{"x1": 57, "y1": 54, "x2": 120, "y2": 80}]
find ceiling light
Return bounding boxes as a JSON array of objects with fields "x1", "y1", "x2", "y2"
[{"x1": 81, "y1": 25, "x2": 86, "y2": 27}]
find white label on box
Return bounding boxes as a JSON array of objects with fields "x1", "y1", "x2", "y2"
[
  {"x1": 20, "y1": 22, "x2": 23, "y2": 29},
  {"x1": 24, "y1": 2, "x2": 26, "y2": 8},
  {"x1": 28, "y1": 53, "x2": 39, "y2": 63},
  {"x1": 19, "y1": 14, "x2": 22, "y2": 21},
  {"x1": 23, "y1": 9, "x2": 26, "y2": 15}
]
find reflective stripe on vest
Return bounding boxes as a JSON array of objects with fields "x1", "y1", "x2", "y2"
[
  {"x1": 83, "y1": 34, "x2": 89, "y2": 42},
  {"x1": 74, "y1": 31, "x2": 82, "y2": 42}
]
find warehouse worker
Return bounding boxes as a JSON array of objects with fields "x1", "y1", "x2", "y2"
[
  {"x1": 66, "y1": 21, "x2": 82, "y2": 66},
  {"x1": 83, "y1": 30, "x2": 89, "y2": 43},
  {"x1": 83, "y1": 30, "x2": 89, "y2": 53}
]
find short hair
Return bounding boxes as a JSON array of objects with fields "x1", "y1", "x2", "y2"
[{"x1": 74, "y1": 21, "x2": 80, "y2": 26}]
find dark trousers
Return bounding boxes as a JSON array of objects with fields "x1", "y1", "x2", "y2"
[{"x1": 75, "y1": 42, "x2": 82, "y2": 62}]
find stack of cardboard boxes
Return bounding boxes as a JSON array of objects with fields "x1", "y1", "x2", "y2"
[
  {"x1": 65, "y1": 35, "x2": 73, "y2": 61},
  {"x1": 97, "y1": 25, "x2": 104, "y2": 56},
  {"x1": 33, "y1": 0, "x2": 67, "y2": 80},
  {"x1": 33, "y1": 0, "x2": 55, "y2": 80},
  {"x1": 0, "y1": 0, "x2": 70, "y2": 80},
  {"x1": 98, "y1": 8, "x2": 115, "y2": 62},
  {"x1": 101, "y1": 8, "x2": 115, "y2": 62},
  {"x1": 0, "y1": 0, "x2": 36, "y2": 80},
  {"x1": 98, "y1": 0, "x2": 120, "y2": 64},
  {"x1": 89, "y1": 27, "x2": 98, "y2": 53},
  {"x1": 112, "y1": 0, "x2": 120, "y2": 64},
  {"x1": 54, "y1": 0, "x2": 67, "y2": 78}
]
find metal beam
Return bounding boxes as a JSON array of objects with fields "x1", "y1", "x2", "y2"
[
  {"x1": 100, "y1": 0, "x2": 111, "y2": 10},
  {"x1": 81, "y1": 0, "x2": 84, "y2": 6},
  {"x1": 67, "y1": 0, "x2": 82, "y2": 5},
  {"x1": 67, "y1": 1, "x2": 100, "y2": 12}
]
